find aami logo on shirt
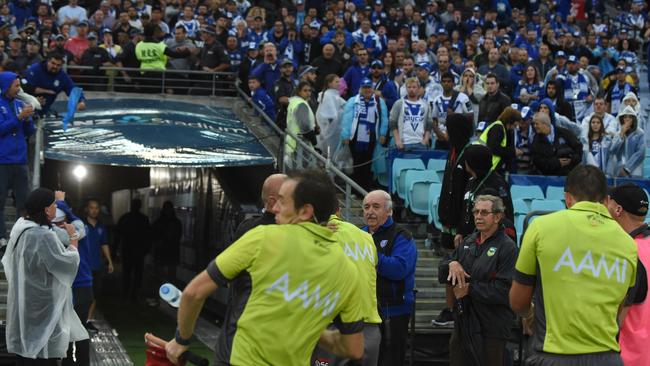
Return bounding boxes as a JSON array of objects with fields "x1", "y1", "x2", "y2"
[
  {"x1": 343, "y1": 242, "x2": 375, "y2": 264},
  {"x1": 265, "y1": 272, "x2": 340, "y2": 317},
  {"x1": 553, "y1": 247, "x2": 629, "y2": 283}
]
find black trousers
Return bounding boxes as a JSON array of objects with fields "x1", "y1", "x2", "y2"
[
  {"x1": 15, "y1": 357, "x2": 58, "y2": 366},
  {"x1": 378, "y1": 314, "x2": 410, "y2": 366},
  {"x1": 449, "y1": 327, "x2": 506, "y2": 366},
  {"x1": 349, "y1": 137, "x2": 376, "y2": 192},
  {"x1": 122, "y1": 254, "x2": 144, "y2": 300},
  {"x1": 72, "y1": 287, "x2": 94, "y2": 323}
]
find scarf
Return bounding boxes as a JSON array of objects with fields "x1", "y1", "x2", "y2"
[{"x1": 353, "y1": 95, "x2": 377, "y2": 151}]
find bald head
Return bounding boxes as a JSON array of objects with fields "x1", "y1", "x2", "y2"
[{"x1": 262, "y1": 173, "x2": 287, "y2": 210}]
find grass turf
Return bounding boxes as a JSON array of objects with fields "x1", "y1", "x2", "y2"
[{"x1": 98, "y1": 297, "x2": 214, "y2": 365}]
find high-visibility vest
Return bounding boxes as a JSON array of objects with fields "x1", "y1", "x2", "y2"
[
  {"x1": 135, "y1": 41, "x2": 167, "y2": 70},
  {"x1": 474, "y1": 120, "x2": 507, "y2": 170},
  {"x1": 285, "y1": 96, "x2": 314, "y2": 155}
]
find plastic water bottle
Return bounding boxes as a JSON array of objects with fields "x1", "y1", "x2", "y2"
[{"x1": 159, "y1": 283, "x2": 182, "y2": 308}]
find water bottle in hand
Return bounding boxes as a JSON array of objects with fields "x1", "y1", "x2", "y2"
[{"x1": 159, "y1": 283, "x2": 182, "y2": 308}]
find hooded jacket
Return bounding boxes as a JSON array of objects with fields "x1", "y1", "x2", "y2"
[
  {"x1": 23, "y1": 61, "x2": 84, "y2": 114},
  {"x1": 530, "y1": 123, "x2": 582, "y2": 176},
  {"x1": 532, "y1": 98, "x2": 582, "y2": 138},
  {"x1": 457, "y1": 145, "x2": 514, "y2": 237},
  {"x1": 438, "y1": 113, "x2": 473, "y2": 231},
  {"x1": 543, "y1": 79, "x2": 575, "y2": 121},
  {"x1": 610, "y1": 106, "x2": 646, "y2": 177},
  {"x1": 0, "y1": 71, "x2": 35, "y2": 164}
]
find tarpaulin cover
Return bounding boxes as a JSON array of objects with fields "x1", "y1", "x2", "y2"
[{"x1": 43, "y1": 98, "x2": 274, "y2": 167}]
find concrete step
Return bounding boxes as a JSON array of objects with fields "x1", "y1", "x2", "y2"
[
  {"x1": 415, "y1": 297, "x2": 447, "y2": 311},
  {"x1": 416, "y1": 287, "x2": 447, "y2": 299},
  {"x1": 415, "y1": 308, "x2": 444, "y2": 324}
]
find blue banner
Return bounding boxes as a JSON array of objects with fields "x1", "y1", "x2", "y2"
[{"x1": 43, "y1": 98, "x2": 274, "y2": 167}]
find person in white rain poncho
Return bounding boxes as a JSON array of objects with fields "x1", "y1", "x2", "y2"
[
  {"x1": 1, "y1": 188, "x2": 88, "y2": 364},
  {"x1": 316, "y1": 74, "x2": 347, "y2": 157}
]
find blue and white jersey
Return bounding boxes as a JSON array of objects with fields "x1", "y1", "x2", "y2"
[
  {"x1": 514, "y1": 81, "x2": 544, "y2": 106},
  {"x1": 430, "y1": 69, "x2": 460, "y2": 86},
  {"x1": 424, "y1": 14, "x2": 441, "y2": 37},
  {"x1": 351, "y1": 29, "x2": 381, "y2": 51},
  {"x1": 401, "y1": 98, "x2": 428, "y2": 145},
  {"x1": 175, "y1": 18, "x2": 200, "y2": 38},
  {"x1": 431, "y1": 91, "x2": 472, "y2": 132},
  {"x1": 235, "y1": 0, "x2": 251, "y2": 15},
  {"x1": 370, "y1": 11, "x2": 387, "y2": 27},
  {"x1": 465, "y1": 16, "x2": 483, "y2": 32},
  {"x1": 563, "y1": 70, "x2": 591, "y2": 121},
  {"x1": 248, "y1": 30, "x2": 265, "y2": 47},
  {"x1": 227, "y1": 49, "x2": 243, "y2": 71},
  {"x1": 609, "y1": 83, "x2": 635, "y2": 115}
]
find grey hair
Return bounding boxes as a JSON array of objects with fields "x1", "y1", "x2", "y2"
[
  {"x1": 533, "y1": 112, "x2": 551, "y2": 126},
  {"x1": 365, "y1": 190, "x2": 393, "y2": 211},
  {"x1": 474, "y1": 194, "x2": 505, "y2": 213}
]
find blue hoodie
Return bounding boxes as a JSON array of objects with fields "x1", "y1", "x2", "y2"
[
  {"x1": 0, "y1": 72, "x2": 35, "y2": 165},
  {"x1": 23, "y1": 61, "x2": 83, "y2": 114}
]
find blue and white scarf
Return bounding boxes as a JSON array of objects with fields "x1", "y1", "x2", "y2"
[{"x1": 353, "y1": 95, "x2": 378, "y2": 151}]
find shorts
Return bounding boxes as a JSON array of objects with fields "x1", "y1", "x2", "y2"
[
  {"x1": 526, "y1": 351, "x2": 623, "y2": 366},
  {"x1": 72, "y1": 286, "x2": 94, "y2": 323}
]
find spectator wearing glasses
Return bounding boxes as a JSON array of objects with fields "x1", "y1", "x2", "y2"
[{"x1": 439, "y1": 194, "x2": 517, "y2": 366}]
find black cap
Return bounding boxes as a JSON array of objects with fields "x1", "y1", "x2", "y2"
[
  {"x1": 609, "y1": 184, "x2": 649, "y2": 216},
  {"x1": 25, "y1": 188, "x2": 55, "y2": 216}
]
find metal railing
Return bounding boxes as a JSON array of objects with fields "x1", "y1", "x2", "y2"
[
  {"x1": 234, "y1": 82, "x2": 368, "y2": 225},
  {"x1": 62, "y1": 65, "x2": 237, "y2": 95}
]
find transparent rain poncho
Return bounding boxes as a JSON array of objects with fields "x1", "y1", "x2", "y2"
[{"x1": 1, "y1": 217, "x2": 89, "y2": 359}]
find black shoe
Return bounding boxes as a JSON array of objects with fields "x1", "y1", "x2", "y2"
[
  {"x1": 85, "y1": 321, "x2": 99, "y2": 333},
  {"x1": 431, "y1": 308, "x2": 454, "y2": 326}
]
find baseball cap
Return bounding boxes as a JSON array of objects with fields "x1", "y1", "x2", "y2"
[
  {"x1": 77, "y1": 20, "x2": 88, "y2": 27},
  {"x1": 609, "y1": 184, "x2": 649, "y2": 217},
  {"x1": 27, "y1": 35, "x2": 39, "y2": 43},
  {"x1": 102, "y1": 27, "x2": 112, "y2": 34},
  {"x1": 298, "y1": 65, "x2": 317, "y2": 78},
  {"x1": 87, "y1": 32, "x2": 98, "y2": 40},
  {"x1": 309, "y1": 20, "x2": 320, "y2": 29},
  {"x1": 54, "y1": 34, "x2": 66, "y2": 41},
  {"x1": 375, "y1": 0, "x2": 382, "y2": 5},
  {"x1": 555, "y1": 50, "x2": 567, "y2": 58},
  {"x1": 280, "y1": 58, "x2": 293, "y2": 66},
  {"x1": 567, "y1": 55, "x2": 577, "y2": 63},
  {"x1": 9, "y1": 34, "x2": 22, "y2": 41},
  {"x1": 360, "y1": 77, "x2": 373, "y2": 88},
  {"x1": 248, "y1": 42, "x2": 257, "y2": 50},
  {"x1": 473, "y1": 5, "x2": 481, "y2": 12},
  {"x1": 201, "y1": 25, "x2": 217, "y2": 35},
  {"x1": 437, "y1": 27, "x2": 446, "y2": 34},
  {"x1": 572, "y1": 30, "x2": 580, "y2": 37},
  {"x1": 371, "y1": 59, "x2": 384, "y2": 68},
  {"x1": 296, "y1": 0, "x2": 304, "y2": 5},
  {"x1": 416, "y1": 62, "x2": 431, "y2": 72}
]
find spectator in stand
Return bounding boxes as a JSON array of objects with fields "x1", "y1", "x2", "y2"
[
  {"x1": 57, "y1": 0, "x2": 87, "y2": 37},
  {"x1": 478, "y1": 73, "x2": 511, "y2": 125},
  {"x1": 115, "y1": 29, "x2": 142, "y2": 90},
  {"x1": 341, "y1": 78, "x2": 388, "y2": 191},
  {"x1": 80, "y1": 32, "x2": 113, "y2": 90},
  {"x1": 113, "y1": 12, "x2": 134, "y2": 41},
  {"x1": 193, "y1": 25, "x2": 230, "y2": 93},
  {"x1": 6, "y1": 34, "x2": 26, "y2": 68},
  {"x1": 431, "y1": 72, "x2": 473, "y2": 149},
  {"x1": 477, "y1": 106, "x2": 520, "y2": 172},
  {"x1": 22, "y1": 52, "x2": 86, "y2": 115},
  {"x1": 19, "y1": 36, "x2": 42, "y2": 72},
  {"x1": 562, "y1": 55, "x2": 593, "y2": 122},
  {"x1": 478, "y1": 48, "x2": 510, "y2": 94},
  {"x1": 606, "y1": 67, "x2": 636, "y2": 115},
  {"x1": 580, "y1": 96, "x2": 618, "y2": 137},
  {"x1": 272, "y1": 59, "x2": 295, "y2": 130},
  {"x1": 532, "y1": 42, "x2": 556, "y2": 79},
  {"x1": 238, "y1": 43, "x2": 260, "y2": 95},
  {"x1": 530, "y1": 112, "x2": 582, "y2": 176},
  {"x1": 514, "y1": 64, "x2": 544, "y2": 107},
  {"x1": 316, "y1": 74, "x2": 346, "y2": 157},
  {"x1": 514, "y1": 107, "x2": 534, "y2": 174},
  {"x1": 390, "y1": 77, "x2": 433, "y2": 152},
  {"x1": 135, "y1": 24, "x2": 190, "y2": 93},
  {"x1": 582, "y1": 114, "x2": 613, "y2": 174},
  {"x1": 65, "y1": 20, "x2": 90, "y2": 63},
  {"x1": 248, "y1": 75, "x2": 276, "y2": 121},
  {"x1": 297, "y1": 65, "x2": 318, "y2": 112},
  {"x1": 343, "y1": 47, "x2": 371, "y2": 98},
  {"x1": 100, "y1": 28, "x2": 122, "y2": 59},
  {"x1": 543, "y1": 79, "x2": 575, "y2": 121},
  {"x1": 312, "y1": 43, "x2": 342, "y2": 92},
  {"x1": 89, "y1": 10, "x2": 112, "y2": 31},
  {"x1": 251, "y1": 42, "x2": 281, "y2": 99},
  {"x1": 610, "y1": 106, "x2": 645, "y2": 178},
  {"x1": 369, "y1": 59, "x2": 398, "y2": 111},
  {"x1": 456, "y1": 67, "x2": 484, "y2": 127},
  {"x1": 0, "y1": 71, "x2": 34, "y2": 247}
]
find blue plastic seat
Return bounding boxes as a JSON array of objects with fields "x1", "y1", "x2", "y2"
[
  {"x1": 391, "y1": 158, "x2": 426, "y2": 194},
  {"x1": 427, "y1": 183, "x2": 442, "y2": 228},
  {"x1": 510, "y1": 185, "x2": 545, "y2": 209},
  {"x1": 427, "y1": 159, "x2": 447, "y2": 181},
  {"x1": 645, "y1": 147, "x2": 650, "y2": 158},
  {"x1": 545, "y1": 186, "x2": 565, "y2": 201},
  {"x1": 405, "y1": 170, "x2": 439, "y2": 215},
  {"x1": 530, "y1": 199, "x2": 566, "y2": 212},
  {"x1": 372, "y1": 146, "x2": 389, "y2": 187}
]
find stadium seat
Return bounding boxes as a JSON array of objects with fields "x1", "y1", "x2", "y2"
[
  {"x1": 391, "y1": 158, "x2": 425, "y2": 194},
  {"x1": 427, "y1": 183, "x2": 442, "y2": 228},
  {"x1": 513, "y1": 199, "x2": 529, "y2": 242},
  {"x1": 646, "y1": 147, "x2": 650, "y2": 158},
  {"x1": 530, "y1": 199, "x2": 566, "y2": 212},
  {"x1": 510, "y1": 185, "x2": 545, "y2": 209},
  {"x1": 545, "y1": 186, "x2": 565, "y2": 201},
  {"x1": 405, "y1": 170, "x2": 439, "y2": 215},
  {"x1": 372, "y1": 147, "x2": 389, "y2": 187},
  {"x1": 427, "y1": 159, "x2": 447, "y2": 181}
]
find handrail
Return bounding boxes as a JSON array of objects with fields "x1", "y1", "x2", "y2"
[
  {"x1": 63, "y1": 64, "x2": 237, "y2": 76},
  {"x1": 233, "y1": 81, "x2": 368, "y2": 222}
]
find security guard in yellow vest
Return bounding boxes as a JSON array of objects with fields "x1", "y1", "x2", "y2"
[
  {"x1": 284, "y1": 81, "x2": 318, "y2": 168},
  {"x1": 474, "y1": 106, "x2": 520, "y2": 170},
  {"x1": 135, "y1": 23, "x2": 190, "y2": 92}
]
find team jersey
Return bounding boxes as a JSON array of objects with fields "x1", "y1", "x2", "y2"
[
  {"x1": 207, "y1": 222, "x2": 364, "y2": 366},
  {"x1": 431, "y1": 91, "x2": 472, "y2": 134},
  {"x1": 175, "y1": 19, "x2": 200, "y2": 38},
  {"x1": 328, "y1": 215, "x2": 381, "y2": 324},
  {"x1": 515, "y1": 201, "x2": 638, "y2": 355}
]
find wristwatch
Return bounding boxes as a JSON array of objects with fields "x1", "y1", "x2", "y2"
[{"x1": 175, "y1": 329, "x2": 191, "y2": 346}]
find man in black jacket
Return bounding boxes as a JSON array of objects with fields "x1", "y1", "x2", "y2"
[
  {"x1": 478, "y1": 73, "x2": 511, "y2": 124},
  {"x1": 238, "y1": 43, "x2": 260, "y2": 95},
  {"x1": 530, "y1": 112, "x2": 582, "y2": 176},
  {"x1": 311, "y1": 43, "x2": 342, "y2": 92},
  {"x1": 117, "y1": 199, "x2": 151, "y2": 301}
]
